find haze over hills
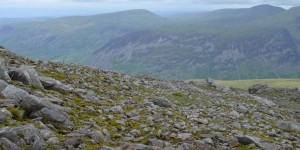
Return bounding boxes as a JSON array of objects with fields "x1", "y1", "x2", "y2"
[
  {"x1": 0, "y1": 9, "x2": 170, "y2": 63},
  {"x1": 1, "y1": 4, "x2": 300, "y2": 80}
]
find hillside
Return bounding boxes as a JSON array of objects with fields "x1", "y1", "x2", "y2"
[
  {"x1": 0, "y1": 9, "x2": 170, "y2": 63},
  {"x1": 1, "y1": 5, "x2": 300, "y2": 80},
  {"x1": 173, "y1": 4, "x2": 286, "y2": 27},
  {"x1": 87, "y1": 5, "x2": 300, "y2": 80},
  {"x1": 87, "y1": 28, "x2": 300, "y2": 80},
  {"x1": 0, "y1": 46, "x2": 300, "y2": 149}
]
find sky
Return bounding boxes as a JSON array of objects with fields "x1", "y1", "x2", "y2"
[{"x1": 0, "y1": 0, "x2": 299, "y2": 18}]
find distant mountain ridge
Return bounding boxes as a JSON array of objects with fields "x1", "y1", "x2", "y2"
[
  {"x1": 0, "y1": 9, "x2": 170, "y2": 63},
  {"x1": 1, "y1": 5, "x2": 300, "y2": 80}
]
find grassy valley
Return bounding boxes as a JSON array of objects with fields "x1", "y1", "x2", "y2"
[{"x1": 189, "y1": 78, "x2": 300, "y2": 90}]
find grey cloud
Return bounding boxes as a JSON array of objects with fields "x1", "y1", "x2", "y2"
[{"x1": 65, "y1": 0, "x2": 300, "y2": 6}]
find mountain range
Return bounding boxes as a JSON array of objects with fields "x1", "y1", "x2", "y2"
[{"x1": 1, "y1": 4, "x2": 300, "y2": 80}]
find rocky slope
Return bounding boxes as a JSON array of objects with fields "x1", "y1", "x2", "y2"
[{"x1": 0, "y1": 46, "x2": 300, "y2": 150}]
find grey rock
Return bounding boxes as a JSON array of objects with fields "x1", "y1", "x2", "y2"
[
  {"x1": 229, "y1": 110, "x2": 240, "y2": 119},
  {"x1": 0, "y1": 124, "x2": 44, "y2": 148},
  {"x1": 177, "y1": 133, "x2": 193, "y2": 141},
  {"x1": 0, "y1": 79, "x2": 8, "y2": 92},
  {"x1": 101, "y1": 146, "x2": 122, "y2": 150},
  {"x1": 39, "y1": 76, "x2": 71, "y2": 93},
  {"x1": 14, "y1": 124, "x2": 44, "y2": 144},
  {"x1": 249, "y1": 84, "x2": 271, "y2": 94},
  {"x1": 147, "y1": 139, "x2": 165, "y2": 148},
  {"x1": 63, "y1": 137, "x2": 83, "y2": 148},
  {"x1": 228, "y1": 137, "x2": 239, "y2": 148},
  {"x1": 46, "y1": 137, "x2": 59, "y2": 145},
  {"x1": 0, "y1": 58, "x2": 11, "y2": 83},
  {"x1": 180, "y1": 143, "x2": 195, "y2": 150},
  {"x1": 198, "y1": 119, "x2": 209, "y2": 124},
  {"x1": 251, "y1": 95, "x2": 276, "y2": 107},
  {"x1": 0, "y1": 127, "x2": 27, "y2": 147},
  {"x1": 0, "y1": 99, "x2": 19, "y2": 107},
  {"x1": 129, "y1": 129, "x2": 141, "y2": 137},
  {"x1": 121, "y1": 142, "x2": 163, "y2": 150},
  {"x1": 203, "y1": 138, "x2": 214, "y2": 145},
  {"x1": 20, "y1": 95, "x2": 73, "y2": 130},
  {"x1": 0, "y1": 137, "x2": 21, "y2": 150},
  {"x1": 0, "y1": 84, "x2": 29, "y2": 102},
  {"x1": 194, "y1": 140, "x2": 215, "y2": 150},
  {"x1": 21, "y1": 95, "x2": 52, "y2": 113},
  {"x1": 237, "y1": 135, "x2": 279, "y2": 149},
  {"x1": 88, "y1": 131, "x2": 111, "y2": 143},
  {"x1": 30, "y1": 139, "x2": 47, "y2": 150},
  {"x1": 9, "y1": 66, "x2": 43, "y2": 88},
  {"x1": 277, "y1": 121, "x2": 300, "y2": 131},
  {"x1": 150, "y1": 98, "x2": 175, "y2": 108},
  {"x1": 237, "y1": 105, "x2": 248, "y2": 113},
  {"x1": 37, "y1": 107, "x2": 73, "y2": 130},
  {"x1": 237, "y1": 135, "x2": 260, "y2": 145},
  {"x1": 0, "y1": 108, "x2": 12, "y2": 123},
  {"x1": 109, "y1": 106, "x2": 124, "y2": 114}
]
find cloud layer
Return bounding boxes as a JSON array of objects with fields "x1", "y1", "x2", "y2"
[
  {"x1": 1, "y1": 0, "x2": 300, "y2": 6},
  {"x1": 0, "y1": 0, "x2": 299, "y2": 17}
]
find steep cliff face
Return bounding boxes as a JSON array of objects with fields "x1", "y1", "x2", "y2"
[{"x1": 87, "y1": 29, "x2": 300, "y2": 80}]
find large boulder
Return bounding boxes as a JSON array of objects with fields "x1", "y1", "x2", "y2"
[
  {"x1": 0, "y1": 58, "x2": 12, "y2": 83},
  {"x1": 240, "y1": 93, "x2": 276, "y2": 107},
  {"x1": 63, "y1": 137, "x2": 83, "y2": 148},
  {"x1": 9, "y1": 66, "x2": 43, "y2": 89},
  {"x1": 0, "y1": 124, "x2": 47, "y2": 149},
  {"x1": 0, "y1": 80, "x2": 29, "y2": 103},
  {"x1": 21, "y1": 95, "x2": 73, "y2": 130},
  {"x1": 0, "y1": 137, "x2": 21, "y2": 150},
  {"x1": 249, "y1": 84, "x2": 272, "y2": 94},
  {"x1": 39, "y1": 76, "x2": 71, "y2": 93},
  {"x1": 277, "y1": 121, "x2": 300, "y2": 131},
  {"x1": 237, "y1": 135, "x2": 280, "y2": 150},
  {"x1": 21, "y1": 95, "x2": 52, "y2": 113},
  {"x1": 36, "y1": 107, "x2": 73, "y2": 130}
]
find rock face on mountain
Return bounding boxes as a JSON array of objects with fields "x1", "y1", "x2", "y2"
[
  {"x1": 87, "y1": 29, "x2": 300, "y2": 80},
  {"x1": 0, "y1": 46, "x2": 300, "y2": 149}
]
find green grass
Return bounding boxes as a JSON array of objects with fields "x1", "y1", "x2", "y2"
[{"x1": 189, "y1": 79, "x2": 300, "y2": 90}]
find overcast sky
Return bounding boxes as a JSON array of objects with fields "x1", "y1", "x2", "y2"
[{"x1": 0, "y1": 0, "x2": 299, "y2": 18}]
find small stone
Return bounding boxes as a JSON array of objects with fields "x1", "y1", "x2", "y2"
[
  {"x1": 130, "y1": 129, "x2": 141, "y2": 137},
  {"x1": 113, "y1": 134, "x2": 122, "y2": 138},
  {"x1": 229, "y1": 137, "x2": 239, "y2": 148},
  {"x1": 31, "y1": 139, "x2": 47, "y2": 150},
  {"x1": 203, "y1": 138, "x2": 214, "y2": 145},
  {"x1": 109, "y1": 106, "x2": 124, "y2": 114},
  {"x1": 177, "y1": 133, "x2": 193, "y2": 141},
  {"x1": 46, "y1": 137, "x2": 59, "y2": 145},
  {"x1": 237, "y1": 106, "x2": 248, "y2": 113},
  {"x1": 147, "y1": 139, "x2": 165, "y2": 147},
  {"x1": 229, "y1": 110, "x2": 240, "y2": 119}
]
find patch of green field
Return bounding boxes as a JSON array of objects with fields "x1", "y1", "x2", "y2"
[{"x1": 189, "y1": 79, "x2": 300, "y2": 90}]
